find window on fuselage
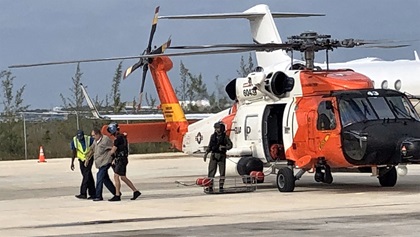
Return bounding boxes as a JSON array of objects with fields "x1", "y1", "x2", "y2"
[{"x1": 317, "y1": 101, "x2": 336, "y2": 130}]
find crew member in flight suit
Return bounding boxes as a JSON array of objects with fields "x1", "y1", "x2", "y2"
[
  {"x1": 107, "y1": 122, "x2": 141, "y2": 201},
  {"x1": 204, "y1": 122, "x2": 233, "y2": 193}
]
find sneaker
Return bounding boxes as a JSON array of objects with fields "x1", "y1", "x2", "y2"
[
  {"x1": 131, "y1": 191, "x2": 141, "y2": 200},
  {"x1": 75, "y1": 194, "x2": 87, "y2": 199},
  {"x1": 87, "y1": 196, "x2": 95, "y2": 200},
  {"x1": 108, "y1": 195, "x2": 121, "y2": 202},
  {"x1": 92, "y1": 197, "x2": 103, "y2": 201}
]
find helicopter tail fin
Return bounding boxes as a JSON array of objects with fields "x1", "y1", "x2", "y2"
[
  {"x1": 160, "y1": 4, "x2": 324, "y2": 69},
  {"x1": 244, "y1": 4, "x2": 290, "y2": 68}
]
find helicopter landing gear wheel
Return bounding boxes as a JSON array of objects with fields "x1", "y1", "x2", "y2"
[
  {"x1": 378, "y1": 166, "x2": 397, "y2": 187},
  {"x1": 276, "y1": 167, "x2": 295, "y2": 192},
  {"x1": 324, "y1": 165, "x2": 333, "y2": 184},
  {"x1": 314, "y1": 164, "x2": 333, "y2": 184}
]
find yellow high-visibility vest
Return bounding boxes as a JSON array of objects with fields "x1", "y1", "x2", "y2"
[{"x1": 73, "y1": 135, "x2": 92, "y2": 161}]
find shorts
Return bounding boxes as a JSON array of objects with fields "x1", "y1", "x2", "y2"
[{"x1": 112, "y1": 157, "x2": 128, "y2": 176}]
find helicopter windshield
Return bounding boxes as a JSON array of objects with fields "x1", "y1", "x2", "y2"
[{"x1": 338, "y1": 94, "x2": 419, "y2": 127}]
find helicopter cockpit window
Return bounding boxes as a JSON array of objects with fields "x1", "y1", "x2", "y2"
[
  {"x1": 385, "y1": 96, "x2": 420, "y2": 120},
  {"x1": 339, "y1": 98, "x2": 377, "y2": 127},
  {"x1": 367, "y1": 97, "x2": 395, "y2": 119},
  {"x1": 317, "y1": 101, "x2": 336, "y2": 130},
  {"x1": 338, "y1": 95, "x2": 417, "y2": 127}
]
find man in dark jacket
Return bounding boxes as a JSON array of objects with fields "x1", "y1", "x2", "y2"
[{"x1": 204, "y1": 122, "x2": 233, "y2": 193}]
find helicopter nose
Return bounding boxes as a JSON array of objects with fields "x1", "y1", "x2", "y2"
[{"x1": 400, "y1": 138, "x2": 420, "y2": 162}]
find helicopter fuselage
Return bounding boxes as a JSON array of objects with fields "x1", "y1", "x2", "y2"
[{"x1": 183, "y1": 69, "x2": 420, "y2": 178}]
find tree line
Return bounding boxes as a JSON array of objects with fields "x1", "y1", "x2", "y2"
[{"x1": 0, "y1": 54, "x2": 255, "y2": 160}]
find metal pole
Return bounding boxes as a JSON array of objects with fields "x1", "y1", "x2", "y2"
[
  {"x1": 326, "y1": 49, "x2": 330, "y2": 70},
  {"x1": 22, "y1": 113, "x2": 27, "y2": 160},
  {"x1": 126, "y1": 120, "x2": 130, "y2": 153},
  {"x1": 76, "y1": 110, "x2": 80, "y2": 130}
]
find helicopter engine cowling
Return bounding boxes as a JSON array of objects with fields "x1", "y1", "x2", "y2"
[
  {"x1": 230, "y1": 71, "x2": 295, "y2": 104},
  {"x1": 234, "y1": 76, "x2": 265, "y2": 104},
  {"x1": 264, "y1": 71, "x2": 295, "y2": 97}
]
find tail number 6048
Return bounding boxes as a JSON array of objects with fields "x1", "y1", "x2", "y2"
[{"x1": 243, "y1": 88, "x2": 257, "y2": 97}]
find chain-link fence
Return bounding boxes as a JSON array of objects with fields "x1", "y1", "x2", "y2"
[{"x1": 0, "y1": 114, "x2": 173, "y2": 161}]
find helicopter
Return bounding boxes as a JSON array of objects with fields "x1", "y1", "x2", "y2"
[
  {"x1": 172, "y1": 31, "x2": 420, "y2": 192},
  {"x1": 9, "y1": 5, "x2": 420, "y2": 192},
  {"x1": 160, "y1": 4, "x2": 420, "y2": 105}
]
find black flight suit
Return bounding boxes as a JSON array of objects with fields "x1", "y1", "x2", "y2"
[{"x1": 206, "y1": 132, "x2": 233, "y2": 190}]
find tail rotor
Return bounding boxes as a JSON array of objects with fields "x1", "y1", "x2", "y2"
[{"x1": 123, "y1": 6, "x2": 172, "y2": 111}]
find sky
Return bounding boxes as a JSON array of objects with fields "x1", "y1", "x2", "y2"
[{"x1": 1, "y1": 0, "x2": 419, "y2": 110}]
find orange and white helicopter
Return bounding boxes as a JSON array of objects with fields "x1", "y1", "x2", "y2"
[{"x1": 10, "y1": 5, "x2": 420, "y2": 192}]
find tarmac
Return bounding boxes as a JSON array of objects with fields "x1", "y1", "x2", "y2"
[{"x1": 2, "y1": 153, "x2": 420, "y2": 236}]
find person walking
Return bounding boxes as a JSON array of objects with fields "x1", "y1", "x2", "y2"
[
  {"x1": 107, "y1": 122, "x2": 141, "y2": 201},
  {"x1": 85, "y1": 128, "x2": 116, "y2": 201},
  {"x1": 70, "y1": 130, "x2": 95, "y2": 199},
  {"x1": 203, "y1": 122, "x2": 233, "y2": 193}
]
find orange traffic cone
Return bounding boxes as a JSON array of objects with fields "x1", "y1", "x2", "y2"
[{"x1": 38, "y1": 146, "x2": 46, "y2": 163}]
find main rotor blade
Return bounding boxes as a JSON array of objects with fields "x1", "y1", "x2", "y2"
[
  {"x1": 362, "y1": 44, "x2": 410, "y2": 49},
  {"x1": 9, "y1": 47, "x2": 266, "y2": 69},
  {"x1": 339, "y1": 38, "x2": 413, "y2": 48},
  {"x1": 9, "y1": 55, "x2": 143, "y2": 68},
  {"x1": 159, "y1": 12, "x2": 324, "y2": 20},
  {"x1": 158, "y1": 47, "x2": 257, "y2": 56},
  {"x1": 354, "y1": 39, "x2": 420, "y2": 44},
  {"x1": 168, "y1": 42, "x2": 292, "y2": 50},
  {"x1": 147, "y1": 6, "x2": 160, "y2": 53}
]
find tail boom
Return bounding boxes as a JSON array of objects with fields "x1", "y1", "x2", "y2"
[
  {"x1": 148, "y1": 56, "x2": 189, "y2": 150},
  {"x1": 101, "y1": 122, "x2": 169, "y2": 143}
]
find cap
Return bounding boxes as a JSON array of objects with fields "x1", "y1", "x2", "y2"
[{"x1": 76, "y1": 130, "x2": 84, "y2": 140}]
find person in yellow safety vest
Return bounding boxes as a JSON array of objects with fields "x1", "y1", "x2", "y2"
[{"x1": 70, "y1": 130, "x2": 96, "y2": 199}]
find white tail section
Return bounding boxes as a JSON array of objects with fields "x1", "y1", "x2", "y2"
[
  {"x1": 244, "y1": 4, "x2": 289, "y2": 68},
  {"x1": 160, "y1": 4, "x2": 323, "y2": 69}
]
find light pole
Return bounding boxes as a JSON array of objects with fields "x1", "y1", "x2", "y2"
[
  {"x1": 75, "y1": 110, "x2": 80, "y2": 130},
  {"x1": 22, "y1": 112, "x2": 27, "y2": 160}
]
